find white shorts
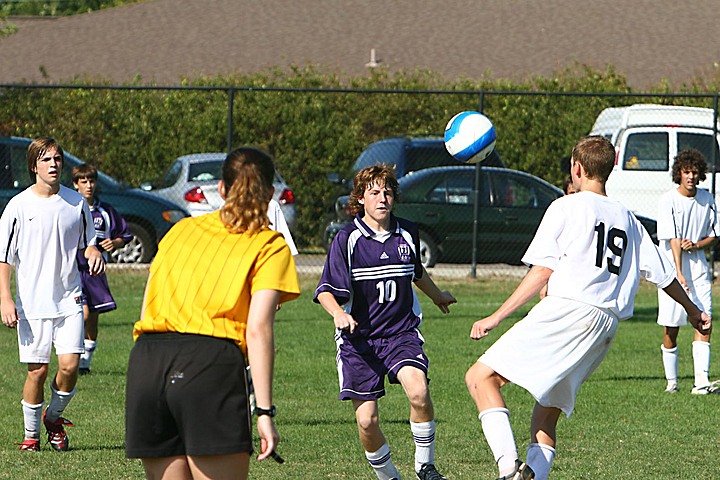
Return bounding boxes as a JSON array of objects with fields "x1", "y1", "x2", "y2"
[
  {"x1": 17, "y1": 311, "x2": 84, "y2": 364},
  {"x1": 657, "y1": 269, "x2": 712, "y2": 327},
  {"x1": 478, "y1": 296, "x2": 618, "y2": 417}
]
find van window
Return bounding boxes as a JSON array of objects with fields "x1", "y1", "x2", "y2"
[
  {"x1": 354, "y1": 141, "x2": 404, "y2": 173},
  {"x1": 623, "y1": 132, "x2": 669, "y2": 171},
  {"x1": 405, "y1": 145, "x2": 458, "y2": 174},
  {"x1": 678, "y1": 132, "x2": 720, "y2": 168}
]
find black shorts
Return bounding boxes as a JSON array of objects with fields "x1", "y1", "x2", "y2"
[{"x1": 125, "y1": 332, "x2": 252, "y2": 458}]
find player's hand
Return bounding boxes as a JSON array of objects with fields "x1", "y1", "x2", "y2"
[
  {"x1": 677, "y1": 273, "x2": 689, "y2": 293},
  {"x1": 1, "y1": 300, "x2": 18, "y2": 328},
  {"x1": 256, "y1": 415, "x2": 280, "y2": 462},
  {"x1": 470, "y1": 316, "x2": 501, "y2": 340},
  {"x1": 86, "y1": 247, "x2": 106, "y2": 276},
  {"x1": 680, "y1": 239, "x2": 696, "y2": 252},
  {"x1": 99, "y1": 238, "x2": 115, "y2": 252},
  {"x1": 333, "y1": 310, "x2": 358, "y2": 334},
  {"x1": 434, "y1": 291, "x2": 457, "y2": 314},
  {"x1": 690, "y1": 311, "x2": 712, "y2": 335}
]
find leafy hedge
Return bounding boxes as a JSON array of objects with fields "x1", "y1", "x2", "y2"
[{"x1": 2, "y1": 64, "x2": 720, "y2": 247}]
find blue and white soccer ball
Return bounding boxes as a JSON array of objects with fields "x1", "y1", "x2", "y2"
[{"x1": 443, "y1": 111, "x2": 496, "y2": 163}]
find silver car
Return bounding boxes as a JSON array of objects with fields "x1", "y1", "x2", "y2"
[{"x1": 141, "y1": 153, "x2": 296, "y2": 231}]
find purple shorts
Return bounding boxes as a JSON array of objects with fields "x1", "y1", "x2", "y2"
[
  {"x1": 80, "y1": 270, "x2": 117, "y2": 313},
  {"x1": 336, "y1": 329, "x2": 429, "y2": 401}
]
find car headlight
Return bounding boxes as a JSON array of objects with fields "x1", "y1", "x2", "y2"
[{"x1": 162, "y1": 210, "x2": 188, "y2": 224}]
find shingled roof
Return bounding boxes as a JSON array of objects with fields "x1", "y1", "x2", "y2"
[{"x1": 1, "y1": 0, "x2": 719, "y2": 88}]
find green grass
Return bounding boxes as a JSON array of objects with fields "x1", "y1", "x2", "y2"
[{"x1": 0, "y1": 269, "x2": 718, "y2": 478}]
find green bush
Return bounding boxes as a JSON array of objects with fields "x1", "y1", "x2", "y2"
[{"x1": 2, "y1": 64, "x2": 720, "y2": 247}]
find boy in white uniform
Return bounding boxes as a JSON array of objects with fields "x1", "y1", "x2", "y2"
[
  {"x1": 464, "y1": 136, "x2": 711, "y2": 480},
  {"x1": 0, "y1": 138, "x2": 105, "y2": 451},
  {"x1": 656, "y1": 149, "x2": 719, "y2": 394}
]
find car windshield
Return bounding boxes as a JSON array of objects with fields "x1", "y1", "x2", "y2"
[{"x1": 188, "y1": 160, "x2": 224, "y2": 182}]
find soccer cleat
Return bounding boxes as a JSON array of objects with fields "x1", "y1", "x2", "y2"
[
  {"x1": 79, "y1": 367, "x2": 91, "y2": 376},
  {"x1": 416, "y1": 463, "x2": 447, "y2": 480},
  {"x1": 691, "y1": 384, "x2": 720, "y2": 395},
  {"x1": 665, "y1": 383, "x2": 678, "y2": 393},
  {"x1": 43, "y1": 411, "x2": 74, "y2": 451},
  {"x1": 19, "y1": 439, "x2": 41, "y2": 451},
  {"x1": 497, "y1": 459, "x2": 535, "y2": 480}
]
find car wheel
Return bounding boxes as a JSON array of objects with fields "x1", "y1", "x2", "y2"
[
  {"x1": 110, "y1": 222, "x2": 156, "y2": 264},
  {"x1": 418, "y1": 231, "x2": 438, "y2": 268}
]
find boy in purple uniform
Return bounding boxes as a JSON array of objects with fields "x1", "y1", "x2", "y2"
[
  {"x1": 315, "y1": 165, "x2": 456, "y2": 480},
  {"x1": 72, "y1": 164, "x2": 133, "y2": 375}
]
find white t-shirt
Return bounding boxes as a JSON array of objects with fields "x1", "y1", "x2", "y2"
[
  {"x1": 523, "y1": 191, "x2": 675, "y2": 320},
  {"x1": 267, "y1": 199, "x2": 298, "y2": 256},
  {"x1": 657, "y1": 187, "x2": 719, "y2": 276},
  {"x1": 0, "y1": 185, "x2": 96, "y2": 319}
]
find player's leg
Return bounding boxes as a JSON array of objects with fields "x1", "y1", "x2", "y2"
[
  {"x1": 466, "y1": 361, "x2": 524, "y2": 479},
  {"x1": 353, "y1": 399, "x2": 400, "y2": 480},
  {"x1": 80, "y1": 306, "x2": 99, "y2": 375},
  {"x1": 187, "y1": 452, "x2": 251, "y2": 480},
  {"x1": 527, "y1": 403, "x2": 561, "y2": 480},
  {"x1": 141, "y1": 456, "x2": 194, "y2": 480},
  {"x1": 661, "y1": 326, "x2": 680, "y2": 392},
  {"x1": 17, "y1": 317, "x2": 52, "y2": 450},
  {"x1": 690, "y1": 276, "x2": 716, "y2": 393}
]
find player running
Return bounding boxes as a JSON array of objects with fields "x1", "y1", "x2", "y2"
[{"x1": 465, "y1": 136, "x2": 711, "y2": 480}]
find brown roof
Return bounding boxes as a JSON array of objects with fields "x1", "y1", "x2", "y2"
[{"x1": 1, "y1": 0, "x2": 719, "y2": 88}]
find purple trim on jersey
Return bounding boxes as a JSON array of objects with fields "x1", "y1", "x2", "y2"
[
  {"x1": 314, "y1": 214, "x2": 424, "y2": 340},
  {"x1": 77, "y1": 198, "x2": 133, "y2": 269}
]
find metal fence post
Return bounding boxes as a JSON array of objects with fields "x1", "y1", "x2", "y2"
[
  {"x1": 470, "y1": 92, "x2": 486, "y2": 279},
  {"x1": 226, "y1": 87, "x2": 235, "y2": 154}
]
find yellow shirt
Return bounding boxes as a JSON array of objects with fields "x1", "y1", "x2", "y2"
[{"x1": 133, "y1": 212, "x2": 300, "y2": 354}]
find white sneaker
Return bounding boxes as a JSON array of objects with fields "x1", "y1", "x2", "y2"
[
  {"x1": 665, "y1": 383, "x2": 678, "y2": 393},
  {"x1": 690, "y1": 384, "x2": 720, "y2": 395}
]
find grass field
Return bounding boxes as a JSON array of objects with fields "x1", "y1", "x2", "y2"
[{"x1": 0, "y1": 268, "x2": 718, "y2": 479}]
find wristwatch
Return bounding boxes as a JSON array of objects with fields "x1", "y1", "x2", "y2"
[{"x1": 255, "y1": 405, "x2": 277, "y2": 417}]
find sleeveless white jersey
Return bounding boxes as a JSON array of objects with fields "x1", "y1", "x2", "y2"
[
  {"x1": 523, "y1": 191, "x2": 675, "y2": 320},
  {"x1": 0, "y1": 185, "x2": 96, "y2": 319},
  {"x1": 656, "y1": 187, "x2": 719, "y2": 277}
]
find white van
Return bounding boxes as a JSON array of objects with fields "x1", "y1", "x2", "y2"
[{"x1": 589, "y1": 104, "x2": 720, "y2": 219}]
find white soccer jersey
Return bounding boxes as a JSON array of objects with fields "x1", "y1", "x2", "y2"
[
  {"x1": 523, "y1": 191, "x2": 675, "y2": 320},
  {"x1": 657, "y1": 187, "x2": 719, "y2": 277},
  {"x1": 0, "y1": 185, "x2": 96, "y2": 319}
]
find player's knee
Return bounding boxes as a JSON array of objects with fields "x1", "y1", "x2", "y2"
[
  {"x1": 26, "y1": 364, "x2": 49, "y2": 385},
  {"x1": 355, "y1": 411, "x2": 380, "y2": 434}
]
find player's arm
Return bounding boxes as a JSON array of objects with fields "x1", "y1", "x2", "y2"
[
  {"x1": 662, "y1": 278, "x2": 711, "y2": 335},
  {"x1": 246, "y1": 288, "x2": 282, "y2": 461},
  {"x1": 414, "y1": 266, "x2": 456, "y2": 314},
  {"x1": 0, "y1": 262, "x2": 18, "y2": 328},
  {"x1": 680, "y1": 235, "x2": 718, "y2": 253},
  {"x1": 669, "y1": 238, "x2": 687, "y2": 289},
  {"x1": 316, "y1": 291, "x2": 358, "y2": 333},
  {"x1": 470, "y1": 265, "x2": 552, "y2": 340}
]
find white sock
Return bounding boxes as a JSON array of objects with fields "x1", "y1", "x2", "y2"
[
  {"x1": 526, "y1": 443, "x2": 556, "y2": 480},
  {"x1": 411, "y1": 420, "x2": 436, "y2": 472},
  {"x1": 661, "y1": 345, "x2": 678, "y2": 386},
  {"x1": 365, "y1": 442, "x2": 400, "y2": 480},
  {"x1": 479, "y1": 407, "x2": 517, "y2": 477},
  {"x1": 45, "y1": 383, "x2": 76, "y2": 422},
  {"x1": 21, "y1": 400, "x2": 44, "y2": 440},
  {"x1": 692, "y1": 341, "x2": 711, "y2": 387},
  {"x1": 80, "y1": 339, "x2": 96, "y2": 369}
]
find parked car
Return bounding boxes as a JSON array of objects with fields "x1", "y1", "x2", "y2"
[
  {"x1": 324, "y1": 165, "x2": 658, "y2": 267},
  {"x1": 0, "y1": 136, "x2": 189, "y2": 263},
  {"x1": 140, "y1": 153, "x2": 297, "y2": 231}
]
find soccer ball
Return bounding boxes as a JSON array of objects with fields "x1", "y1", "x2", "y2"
[{"x1": 443, "y1": 111, "x2": 496, "y2": 163}]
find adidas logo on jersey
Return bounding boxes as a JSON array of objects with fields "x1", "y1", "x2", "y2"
[{"x1": 380, "y1": 252, "x2": 389, "y2": 260}]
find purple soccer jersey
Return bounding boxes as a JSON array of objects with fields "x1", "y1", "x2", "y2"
[
  {"x1": 76, "y1": 198, "x2": 133, "y2": 269},
  {"x1": 314, "y1": 214, "x2": 424, "y2": 339}
]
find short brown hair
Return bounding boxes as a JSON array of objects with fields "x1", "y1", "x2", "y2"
[
  {"x1": 27, "y1": 137, "x2": 64, "y2": 179},
  {"x1": 348, "y1": 164, "x2": 399, "y2": 215},
  {"x1": 671, "y1": 149, "x2": 707, "y2": 184},
  {"x1": 571, "y1": 136, "x2": 615, "y2": 182},
  {"x1": 72, "y1": 163, "x2": 98, "y2": 183}
]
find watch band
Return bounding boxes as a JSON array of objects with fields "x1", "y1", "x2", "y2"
[{"x1": 255, "y1": 405, "x2": 276, "y2": 417}]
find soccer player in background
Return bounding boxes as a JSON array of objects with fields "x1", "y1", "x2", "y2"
[
  {"x1": 125, "y1": 147, "x2": 300, "y2": 479},
  {"x1": 72, "y1": 163, "x2": 133, "y2": 375},
  {"x1": 315, "y1": 165, "x2": 456, "y2": 480},
  {"x1": 656, "y1": 149, "x2": 719, "y2": 394},
  {"x1": 0, "y1": 137, "x2": 105, "y2": 451},
  {"x1": 465, "y1": 136, "x2": 711, "y2": 480}
]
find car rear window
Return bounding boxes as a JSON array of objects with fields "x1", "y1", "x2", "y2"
[{"x1": 188, "y1": 160, "x2": 224, "y2": 182}]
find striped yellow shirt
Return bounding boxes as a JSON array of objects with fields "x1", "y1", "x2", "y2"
[{"x1": 133, "y1": 212, "x2": 300, "y2": 354}]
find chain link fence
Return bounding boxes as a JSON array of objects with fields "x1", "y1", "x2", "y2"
[{"x1": 2, "y1": 85, "x2": 719, "y2": 277}]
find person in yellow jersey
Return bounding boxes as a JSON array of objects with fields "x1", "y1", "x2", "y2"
[{"x1": 125, "y1": 147, "x2": 300, "y2": 480}]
